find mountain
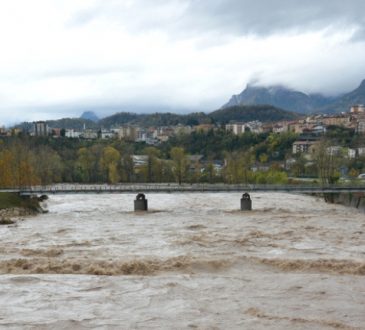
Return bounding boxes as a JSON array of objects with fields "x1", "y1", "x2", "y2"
[
  {"x1": 80, "y1": 111, "x2": 99, "y2": 122},
  {"x1": 210, "y1": 105, "x2": 301, "y2": 123},
  {"x1": 318, "y1": 80, "x2": 365, "y2": 113},
  {"x1": 222, "y1": 84, "x2": 334, "y2": 114}
]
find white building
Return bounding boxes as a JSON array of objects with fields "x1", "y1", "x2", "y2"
[
  {"x1": 101, "y1": 130, "x2": 116, "y2": 139},
  {"x1": 116, "y1": 126, "x2": 137, "y2": 141},
  {"x1": 81, "y1": 130, "x2": 98, "y2": 139},
  {"x1": 33, "y1": 121, "x2": 48, "y2": 136},
  {"x1": 357, "y1": 121, "x2": 365, "y2": 134},
  {"x1": 350, "y1": 105, "x2": 365, "y2": 113},
  {"x1": 292, "y1": 141, "x2": 317, "y2": 154},
  {"x1": 65, "y1": 129, "x2": 82, "y2": 138},
  {"x1": 245, "y1": 121, "x2": 263, "y2": 133},
  {"x1": 226, "y1": 123, "x2": 246, "y2": 135},
  {"x1": 326, "y1": 146, "x2": 342, "y2": 156},
  {"x1": 358, "y1": 147, "x2": 365, "y2": 156},
  {"x1": 348, "y1": 148, "x2": 356, "y2": 159}
]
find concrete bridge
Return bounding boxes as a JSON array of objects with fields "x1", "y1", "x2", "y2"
[{"x1": 1, "y1": 183, "x2": 365, "y2": 194}]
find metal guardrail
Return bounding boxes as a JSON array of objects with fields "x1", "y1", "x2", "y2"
[{"x1": 1, "y1": 183, "x2": 365, "y2": 194}]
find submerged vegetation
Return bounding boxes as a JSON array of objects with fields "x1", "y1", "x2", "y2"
[
  {"x1": 0, "y1": 192, "x2": 43, "y2": 221},
  {"x1": 0, "y1": 193, "x2": 41, "y2": 212}
]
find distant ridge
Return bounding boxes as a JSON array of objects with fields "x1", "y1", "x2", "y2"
[
  {"x1": 317, "y1": 79, "x2": 365, "y2": 113},
  {"x1": 222, "y1": 84, "x2": 334, "y2": 114},
  {"x1": 223, "y1": 78, "x2": 365, "y2": 114},
  {"x1": 210, "y1": 104, "x2": 301, "y2": 123}
]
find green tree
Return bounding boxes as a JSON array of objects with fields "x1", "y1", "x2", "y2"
[
  {"x1": 144, "y1": 147, "x2": 161, "y2": 182},
  {"x1": 76, "y1": 147, "x2": 94, "y2": 182},
  {"x1": 314, "y1": 140, "x2": 341, "y2": 184}
]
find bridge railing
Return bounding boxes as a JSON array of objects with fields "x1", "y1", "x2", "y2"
[{"x1": 1, "y1": 182, "x2": 365, "y2": 194}]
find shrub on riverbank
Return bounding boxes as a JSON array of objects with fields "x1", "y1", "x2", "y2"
[{"x1": 0, "y1": 193, "x2": 42, "y2": 214}]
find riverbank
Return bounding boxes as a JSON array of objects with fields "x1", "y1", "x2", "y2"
[
  {"x1": 323, "y1": 192, "x2": 365, "y2": 212},
  {"x1": 0, "y1": 193, "x2": 45, "y2": 224}
]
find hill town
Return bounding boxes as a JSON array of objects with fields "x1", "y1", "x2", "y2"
[{"x1": 1, "y1": 80, "x2": 365, "y2": 186}]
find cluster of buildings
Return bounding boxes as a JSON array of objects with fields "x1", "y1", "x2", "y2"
[
  {"x1": 17, "y1": 121, "x2": 214, "y2": 146},
  {"x1": 226, "y1": 105, "x2": 365, "y2": 137},
  {"x1": 225, "y1": 105, "x2": 365, "y2": 160},
  {"x1": 291, "y1": 140, "x2": 365, "y2": 159},
  {"x1": 1, "y1": 105, "x2": 365, "y2": 156},
  {"x1": 288, "y1": 106, "x2": 365, "y2": 158},
  {"x1": 225, "y1": 121, "x2": 263, "y2": 134}
]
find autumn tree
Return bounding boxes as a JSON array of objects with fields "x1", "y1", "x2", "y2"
[
  {"x1": 0, "y1": 149, "x2": 16, "y2": 187},
  {"x1": 223, "y1": 150, "x2": 255, "y2": 184},
  {"x1": 0, "y1": 142, "x2": 40, "y2": 187},
  {"x1": 170, "y1": 147, "x2": 189, "y2": 184},
  {"x1": 33, "y1": 146, "x2": 63, "y2": 185},
  {"x1": 100, "y1": 146, "x2": 121, "y2": 183}
]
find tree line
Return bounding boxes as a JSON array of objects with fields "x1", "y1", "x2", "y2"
[{"x1": 1, "y1": 127, "x2": 364, "y2": 187}]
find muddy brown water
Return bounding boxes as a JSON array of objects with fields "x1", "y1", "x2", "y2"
[{"x1": 0, "y1": 193, "x2": 364, "y2": 329}]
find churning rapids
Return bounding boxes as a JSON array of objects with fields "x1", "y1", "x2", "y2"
[{"x1": 0, "y1": 193, "x2": 364, "y2": 329}]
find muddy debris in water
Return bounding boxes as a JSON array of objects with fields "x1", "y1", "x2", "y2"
[
  {"x1": 186, "y1": 224, "x2": 207, "y2": 230},
  {"x1": 0, "y1": 256, "x2": 232, "y2": 276},
  {"x1": 0, "y1": 217, "x2": 15, "y2": 225},
  {"x1": 20, "y1": 248, "x2": 64, "y2": 257},
  {"x1": 245, "y1": 308, "x2": 357, "y2": 330},
  {"x1": 250, "y1": 257, "x2": 365, "y2": 275}
]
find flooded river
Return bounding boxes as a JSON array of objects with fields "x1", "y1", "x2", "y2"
[{"x1": 0, "y1": 193, "x2": 364, "y2": 329}]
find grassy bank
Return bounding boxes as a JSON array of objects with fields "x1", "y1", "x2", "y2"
[{"x1": 0, "y1": 193, "x2": 41, "y2": 212}]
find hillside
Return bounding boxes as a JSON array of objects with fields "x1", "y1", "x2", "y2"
[
  {"x1": 92, "y1": 112, "x2": 212, "y2": 128},
  {"x1": 222, "y1": 84, "x2": 334, "y2": 114},
  {"x1": 14, "y1": 105, "x2": 300, "y2": 131},
  {"x1": 98, "y1": 112, "x2": 211, "y2": 128},
  {"x1": 210, "y1": 104, "x2": 301, "y2": 123},
  {"x1": 318, "y1": 80, "x2": 365, "y2": 113}
]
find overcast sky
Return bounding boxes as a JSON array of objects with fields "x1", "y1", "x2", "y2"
[{"x1": 1, "y1": 0, "x2": 365, "y2": 125}]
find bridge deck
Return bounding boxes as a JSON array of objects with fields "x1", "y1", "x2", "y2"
[{"x1": 1, "y1": 183, "x2": 365, "y2": 194}]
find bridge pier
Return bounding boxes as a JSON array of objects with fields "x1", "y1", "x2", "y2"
[
  {"x1": 134, "y1": 193, "x2": 148, "y2": 211},
  {"x1": 240, "y1": 193, "x2": 252, "y2": 211}
]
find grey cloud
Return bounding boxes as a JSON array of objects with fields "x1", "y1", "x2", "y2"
[
  {"x1": 68, "y1": 0, "x2": 365, "y2": 39},
  {"x1": 183, "y1": 0, "x2": 365, "y2": 36},
  {"x1": 350, "y1": 27, "x2": 365, "y2": 42}
]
